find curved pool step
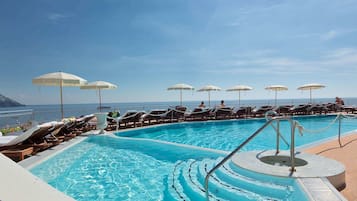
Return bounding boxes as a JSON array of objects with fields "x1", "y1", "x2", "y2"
[
  {"x1": 213, "y1": 158, "x2": 291, "y2": 199},
  {"x1": 228, "y1": 160, "x2": 295, "y2": 186},
  {"x1": 197, "y1": 158, "x2": 280, "y2": 201},
  {"x1": 168, "y1": 160, "x2": 191, "y2": 201},
  {"x1": 180, "y1": 159, "x2": 225, "y2": 201},
  {"x1": 167, "y1": 157, "x2": 298, "y2": 201}
]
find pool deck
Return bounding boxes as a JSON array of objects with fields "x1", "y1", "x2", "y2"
[
  {"x1": 0, "y1": 153, "x2": 75, "y2": 201},
  {"x1": 303, "y1": 132, "x2": 357, "y2": 201},
  {"x1": 1, "y1": 126, "x2": 356, "y2": 201}
]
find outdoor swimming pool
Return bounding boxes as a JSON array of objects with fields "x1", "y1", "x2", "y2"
[
  {"x1": 30, "y1": 115, "x2": 357, "y2": 201},
  {"x1": 117, "y1": 115, "x2": 357, "y2": 151},
  {"x1": 31, "y1": 135, "x2": 308, "y2": 201}
]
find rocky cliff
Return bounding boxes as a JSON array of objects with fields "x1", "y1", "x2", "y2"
[{"x1": 0, "y1": 94, "x2": 25, "y2": 107}]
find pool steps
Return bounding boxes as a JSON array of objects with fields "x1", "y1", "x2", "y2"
[
  {"x1": 167, "y1": 160, "x2": 191, "y2": 201},
  {"x1": 216, "y1": 160, "x2": 288, "y2": 199},
  {"x1": 168, "y1": 157, "x2": 294, "y2": 201},
  {"x1": 199, "y1": 158, "x2": 279, "y2": 201}
]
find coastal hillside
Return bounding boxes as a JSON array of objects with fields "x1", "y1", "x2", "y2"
[{"x1": 0, "y1": 94, "x2": 25, "y2": 107}]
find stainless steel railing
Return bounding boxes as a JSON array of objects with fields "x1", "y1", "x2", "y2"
[{"x1": 204, "y1": 116, "x2": 298, "y2": 200}]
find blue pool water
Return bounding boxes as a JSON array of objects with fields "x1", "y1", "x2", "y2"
[
  {"x1": 31, "y1": 136, "x2": 226, "y2": 200},
  {"x1": 31, "y1": 136, "x2": 307, "y2": 201},
  {"x1": 117, "y1": 115, "x2": 357, "y2": 151},
  {"x1": 30, "y1": 115, "x2": 357, "y2": 201}
]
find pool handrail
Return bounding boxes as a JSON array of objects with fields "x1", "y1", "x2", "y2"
[{"x1": 204, "y1": 116, "x2": 298, "y2": 200}]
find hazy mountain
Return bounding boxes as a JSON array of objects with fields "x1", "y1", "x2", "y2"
[{"x1": 0, "y1": 94, "x2": 25, "y2": 107}]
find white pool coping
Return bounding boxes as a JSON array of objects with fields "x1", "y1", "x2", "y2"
[
  {"x1": 0, "y1": 133, "x2": 92, "y2": 201},
  {"x1": 0, "y1": 153, "x2": 75, "y2": 201},
  {"x1": 232, "y1": 150, "x2": 347, "y2": 201}
]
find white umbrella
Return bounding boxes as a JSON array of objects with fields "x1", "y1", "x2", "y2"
[
  {"x1": 297, "y1": 83, "x2": 325, "y2": 103},
  {"x1": 265, "y1": 85, "x2": 288, "y2": 106},
  {"x1": 197, "y1": 85, "x2": 221, "y2": 107},
  {"x1": 226, "y1": 85, "x2": 253, "y2": 107},
  {"x1": 167, "y1": 83, "x2": 194, "y2": 106},
  {"x1": 32, "y1": 71, "x2": 87, "y2": 119},
  {"x1": 80, "y1": 81, "x2": 118, "y2": 111}
]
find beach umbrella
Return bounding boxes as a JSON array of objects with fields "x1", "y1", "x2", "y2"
[
  {"x1": 197, "y1": 85, "x2": 221, "y2": 107},
  {"x1": 32, "y1": 71, "x2": 87, "y2": 119},
  {"x1": 80, "y1": 81, "x2": 118, "y2": 112},
  {"x1": 167, "y1": 83, "x2": 194, "y2": 106},
  {"x1": 226, "y1": 85, "x2": 253, "y2": 107},
  {"x1": 297, "y1": 83, "x2": 326, "y2": 103},
  {"x1": 265, "y1": 85, "x2": 288, "y2": 106}
]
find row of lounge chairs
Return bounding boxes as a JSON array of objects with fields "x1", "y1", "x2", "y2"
[
  {"x1": 104, "y1": 103, "x2": 357, "y2": 129},
  {"x1": 0, "y1": 114, "x2": 95, "y2": 162},
  {"x1": 2, "y1": 103, "x2": 355, "y2": 161}
]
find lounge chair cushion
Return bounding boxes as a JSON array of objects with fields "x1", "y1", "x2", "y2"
[{"x1": 0, "y1": 126, "x2": 40, "y2": 147}]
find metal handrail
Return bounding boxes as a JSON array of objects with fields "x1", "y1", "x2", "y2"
[{"x1": 204, "y1": 116, "x2": 297, "y2": 200}]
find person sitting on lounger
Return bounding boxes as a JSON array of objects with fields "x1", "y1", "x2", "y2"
[
  {"x1": 220, "y1": 100, "x2": 225, "y2": 107},
  {"x1": 198, "y1": 101, "x2": 206, "y2": 108},
  {"x1": 335, "y1": 97, "x2": 344, "y2": 105}
]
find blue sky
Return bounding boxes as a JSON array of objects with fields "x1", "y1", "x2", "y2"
[{"x1": 1, "y1": 0, "x2": 357, "y2": 105}]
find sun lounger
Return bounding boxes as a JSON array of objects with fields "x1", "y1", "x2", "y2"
[
  {"x1": 118, "y1": 111, "x2": 146, "y2": 128},
  {"x1": 55, "y1": 121, "x2": 79, "y2": 140},
  {"x1": 1, "y1": 147, "x2": 34, "y2": 162},
  {"x1": 0, "y1": 126, "x2": 40, "y2": 149},
  {"x1": 325, "y1": 103, "x2": 341, "y2": 113},
  {"x1": 141, "y1": 109, "x2": 168, "y2": 125},
  {"x1": 75, "y1": 114, "x2": 95, "y2": 132},
  {"x1": 44, "y1": 121, "x2": 65, "y2": 145},
  {"x1": 274, "y1": 105, "x2": 293, "y2": 115},
  {"x1": 57, "y1": 114, "x2": 95, "y2": 138},
  {"x1": 212, "y1": 107, "x2": 234, "y2": 120},
  {"x1": 340, "y1": 105, "x2": 356, "y2": 114},
  {"x1": 306, "y1": 104, "x2": 328, "y2": 115},
  {"x1": 161, "y1": 106, "x2": 188, "y2": 122},
  {"x1": 252, "y1": 105, "x2": 274, "y2": 117},
  {"x1": 184, "y1": 108, "x2": 212, "y2": 121},
  {"x1": 0, "y1": 125, "x2": 41, "y2": 161},
  {"x1": 290, "y1": 104, "x2": 311, "y2": 115},
  {"x1": 21, "y1": 121, "x2": 63, "y2": 153},
  {"x1": 234, "y1": 106, "x2": 254, "y2": 118}
]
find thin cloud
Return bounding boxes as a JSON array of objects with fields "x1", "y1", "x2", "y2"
[
  {"x1": 321, "y1": 30, "x2": 338, "y2": 41},
  {"x1": 292, "y1": 28, "x2": 357, "y2": 41},
  {"x1": 48, "y1": 13, "x2": 69, "y2": 22},
  {"x1": 323, "y1": 48, "x2": 357, "y2": 58},
  {"x1": 207, "y1": 48, "x2": 357, "y2": 76},
  {"x1": 224, "y1": 1, "x2": 286, "y2": 27},
  {"x1": 321, "y1": 29, "x2": 357, "y2": 41}
]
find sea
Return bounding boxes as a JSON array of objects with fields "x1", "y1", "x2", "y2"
[{"x1": 1, "y1": 97, "x2": 357, "y2": 128}]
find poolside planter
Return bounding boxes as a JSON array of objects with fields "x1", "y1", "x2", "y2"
[{"x1": 94, "y1": 112, "x2": 108, "y2": 134}]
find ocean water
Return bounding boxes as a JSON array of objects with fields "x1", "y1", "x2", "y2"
[{"x1": 1, "y1": 97, "x2": 357, "y2": 127}]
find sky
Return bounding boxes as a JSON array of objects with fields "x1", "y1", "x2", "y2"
[{"x1": 1, "y1": 0, "x2": 357, "y2": 105}]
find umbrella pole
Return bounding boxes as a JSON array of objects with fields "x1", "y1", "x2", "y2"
[
  {"x1": 99, "y1": 88, "x2": 102, "y2": 112},
  {"x1": 208, "y1": 91, "x2": 211, "y2": 108},
  {"x1": 180, "y1": 89, "x2": 182, "y2": 106},
  {"x1": 238, "y1": 91, "x2": 241, "y2": 108},
  {"x1": 310, "y1": 89, "x2": 312, "y2": 104},
  {"x1": 60, "y1": 81, "x2": 64, "y2": 119},
  {"x1": 275, "y1": 91, "x2": 277, "y2": 106}
]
